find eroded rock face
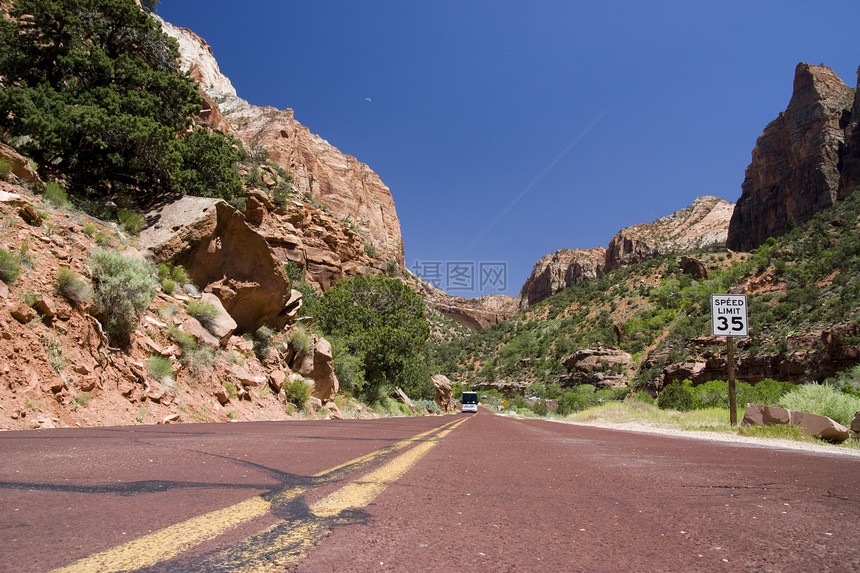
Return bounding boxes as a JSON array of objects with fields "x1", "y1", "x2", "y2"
[
  {"x1": 605, "y1": 196, "x2": 734, "y2": 272},
  {"x1": 727, "y1": 63, "x2": 858, "y2": 252},
  {"x1": 558, "y1": 346, "x2": 633, "y2": 389},
  {"x1": 139, "y1": 197, "x2": 290, "y2": 333},
  {"x1": 519, "y1": 248, "x2": 605, "y2": 309},
  {"x1": 840, "y1": 67, "x2": 860, "y2": 196},
  {"x1": 160, "y1": 20, "x2": 405, "y2": 273}
]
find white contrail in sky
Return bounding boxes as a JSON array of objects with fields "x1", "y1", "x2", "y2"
[{"x1": 470, "y1": 110, "x2": 607, "y2": 247}]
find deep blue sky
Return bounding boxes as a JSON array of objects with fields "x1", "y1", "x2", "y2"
[{"x1": 156, "y1": 1, "x2": 858, "y2": 298}]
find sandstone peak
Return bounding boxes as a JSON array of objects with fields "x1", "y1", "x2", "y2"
[{"x1": 727, "y1": 63, "x2": 858, "y2": 251}]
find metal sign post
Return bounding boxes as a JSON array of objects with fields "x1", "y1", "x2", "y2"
[{"x1": 711, "y1": 294, "x2": 749, "y2": 425}]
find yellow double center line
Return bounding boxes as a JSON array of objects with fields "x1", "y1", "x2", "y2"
[{"x1": 51, "y1": 417, "x2": 467, "y2": 573}]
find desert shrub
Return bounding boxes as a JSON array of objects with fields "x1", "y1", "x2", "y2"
[
  {"x1": 657, "y1": 380, "x2": 696, "y2": 411},
  {"x1": 43, "y1": 336, "x2": 69, "y2": 372},
  {"x1": 284, "y1": 377, "x2": 312, "y2": 408},
  {"x1": 147, "y1": 355, "x2": 174, "y2": 380},
  {"x1": 330, "y1": 338, "x2": 366, "y2": 396},
  {"x1": 0, "y1": 248, "x2": 22, "y2": 284},
  {"x1": 43, "y1": 181, "x2": 70, "y2": 208},
  {"x1": 251, "y1": 326, "x2": 275, "y2": 358},
  {"x1": 363, "y1": 243, "x2": 377, "y2": 257},
  {"x1": 94, "y1": 231, "x2": 112, "y2": 247},
  {"x1": 288, "y1": 329, "x2": 311, "y2": 357},
  {"x1": 283, "y1": 261, "x2": 303, "y2": 282},
  {"x1": 161, "y1": 278, "x2": 176, "y2": 294},
  {"x1": 626, "y1": 391, "x2": 656, "y2": 405},
  {"x1": 88, "y1": 249, "x2": 156, "y2": 340},
  {"x1": 575, "y1": 384, "x2": 596, "y2": 396},
  {"x1": 118, "y1": 209, "x2": 145, "y2": 235},
  {"x1": 741, "y1": 378, "x2": 796, "y2": 407},
  {"x1": 157, "y1": 263, "x2": 188, "y2": 292},
  {"x1": 362, "y1": 381, "x2": 394, "y2": 406},
  {"x1": 83, "y1": 222, "x2": 97, "y2": 236},
  {"x1": 182, "y1": 346, "x2": 215, "y2": 374},
  {"x1": 56, "y1": 266, "x2": 92, "y2": 304},
  {"x1": 692, "y1": 379, "x2": 728, "y2": 409},
  {"x1": 824, "y1": 365, "x2": 860, "y2": 393},
  {"x1": 170, "y1": 265, "x2": 189, "y2": 285},
  {"x1": 224, "y1": 381, "x2": 237, "y2": 398},
  {"x1": 413, "y1": 398, "x2": 441, "y2": 415},
  {"x1": 0, "y1": 158, "x2": 11, "y2": 179},
  {"x1": 168, "y1": 325, "x2": 197, "y2": 350},
  {"x1": 777, "y1": 382, "x2": 860, "y2": 426},
  {"x1": 187, "y1": 299, "x2": 219, "y2": 327},
  {"x1": 531, "y1": 400, "x2": 550, "y2": 417}
]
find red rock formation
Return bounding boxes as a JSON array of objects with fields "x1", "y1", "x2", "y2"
[
  {"x1": 139, "y1": 197, "x2": 291, "y2": 333},
  {"x1": 519, "y1": 248, "x2": 605, "y2": 309},
  {"x1": 605, "y1": 196, "x2": 734, "y2": 272},
  {"x1": 727, "y1": 63, "x2": 857, "y2": 252}
]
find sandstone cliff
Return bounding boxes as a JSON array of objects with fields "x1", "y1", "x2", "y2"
[
  {"x1": 519, "y1": 248, "x2": 605, "y2": 309},
  {"x1": 160, "y1": 20, "x2": 404, "y2": 274},
  {"x1": 604, "y1": 196, "x2": 734, "y2": 272},
  {"x1": 727, "y1": 63, "x2": 859, "y2": 252},
  {"x1": 407, "y1": 272, "x2": 519, "y2": 330}
]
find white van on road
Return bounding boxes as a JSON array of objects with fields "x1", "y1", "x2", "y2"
[{"x1": 461, "y1": 391, "x2": 478, "y2": 413}]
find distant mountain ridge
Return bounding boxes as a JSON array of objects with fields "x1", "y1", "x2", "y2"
[
  {"x1": 520, "y1": 62, "x2": 860, "y2": 312},
  {"x1": 520, "y1": 196, "x2": 734, "y2": 308}
]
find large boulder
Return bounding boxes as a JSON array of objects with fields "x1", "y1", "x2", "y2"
[
  {"x1": 198, "y1": 292, "x2": 237, "y2": 344},
  {"x1": 308, "y1": 336, "x2": 338, "y2": 402},
  {"x1": 432, "y1": 374, "x2": 454, "y2": 413},
  {"x1": 0, "y1": 142, "x2": 42, "y2": 188},
  {"x1": 741, "y1": 403, "x2": 849, "y2": 442},
  {"x1": 139, "y1": 197, "x2": 290, "y2": 333},
  {"x1": 288, "y1": 333, "x2": 339, "y2": 402}
]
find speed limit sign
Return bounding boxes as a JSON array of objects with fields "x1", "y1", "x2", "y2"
[{"x1": 711, "y1": 294, "x2": 748, "y2": 337}]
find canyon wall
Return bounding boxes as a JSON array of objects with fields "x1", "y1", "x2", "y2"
[
  {"x1": 727, "y1": 64, "x2": 859, "y2": 252},
  {"x1": 161, "y1": 20, "x2": 404, "y2": 271}
]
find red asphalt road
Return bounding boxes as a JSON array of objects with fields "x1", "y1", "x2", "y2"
[{"x1": 2, "y1": 411, "x2": 859, "y2": 572}]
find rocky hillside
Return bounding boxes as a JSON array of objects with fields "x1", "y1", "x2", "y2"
[
  {"x1": 430, "y1": 187, "x2": 860, "y2": 396},
  {"x1": 0, "y1": 169, "x2": 360, "y2": 430},
  {"x1": 408, "y1": 272, "x2": 519, "y2": 330},
  {"x1": 728, "y1": 63, "x2": 860, "y2": 251}
]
